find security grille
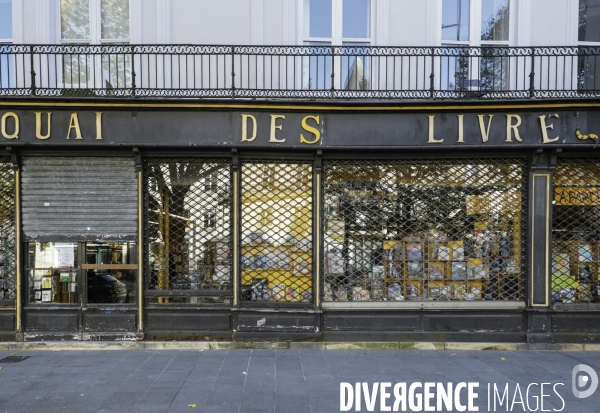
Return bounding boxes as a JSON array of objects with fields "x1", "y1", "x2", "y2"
[
  {"x1": 144, "y1": 158, "x2": 232, "y2": 305},
  {"x1": 322, "y1": 159, "x2": 527, "y2": 302},
  {"x1": 240, "y1": 161, "x2": 313, "y2": 304},
  {"x1": 0, "y1": 159, "x2": 15, "y2": 301},
  {"x1": 552, "y1": 159, "x2": 600, "y2": 304}
]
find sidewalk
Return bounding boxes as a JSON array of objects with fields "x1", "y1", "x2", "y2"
[{"x1": 0, "y1": 348, "x2": 598, "y2": 413}]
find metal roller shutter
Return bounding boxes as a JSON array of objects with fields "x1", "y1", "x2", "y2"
[{"x1": 21, "y1": 157, "x2": 137, "y2": 242}]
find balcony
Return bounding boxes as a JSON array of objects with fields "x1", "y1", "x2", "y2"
[{"x1": 0, "y1": 44, "x2": 599, "y2": 100}]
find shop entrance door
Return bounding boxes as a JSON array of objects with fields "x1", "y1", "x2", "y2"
[{"x1": 239, "y1": 161, "x2": 314, "y2": 306}]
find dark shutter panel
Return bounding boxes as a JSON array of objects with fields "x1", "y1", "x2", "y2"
[{"x1": 21, "y1": 157, "x2": 137, "y2": 242}]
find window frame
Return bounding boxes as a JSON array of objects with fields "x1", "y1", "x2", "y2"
[
  {"x1": 301, "y1": 0, "x2": 375, "y2": 46},
  {"x1": 56, "y1": 0, "x2": 131, "y2": 45}
]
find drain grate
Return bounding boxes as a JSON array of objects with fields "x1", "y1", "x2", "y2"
[{"x1": 0, "y1": 356, "x2": 30, "y2": 363}]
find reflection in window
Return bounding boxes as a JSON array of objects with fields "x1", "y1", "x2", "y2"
[
  {"x1": 60, "y1": 0, "x2": 90, "y2": 41},
  {"x1": 0, "y1": 0, "x2": 12, "y2": 40},
  {"x1": 304, "y1": 0, "x2": 332, "y2": 38},
  {"x1": 481, "y1": 0, "x2": 510, "y2": 41},
  {"x1": 86, "y1": 242, "x2": 137, "y2": 304},
  {"x1": 442, "y1": 0, "x2": 470, "y2": 41},
  {"x1": 579, "y1": 0, "x2": 600, "y2": 43},
  {"x1": 342, "y1": 0, "x2": 370, "y2": 39},
  {"x1": 101, "y1": 0, "x2": 130, "y2": 40}
]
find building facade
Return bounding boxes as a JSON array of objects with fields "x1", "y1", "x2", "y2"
[{"x1": 0, "y1": 0, "x2": 600, "y2": 344}]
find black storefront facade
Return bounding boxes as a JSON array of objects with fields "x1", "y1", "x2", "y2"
[{"x1": 0, "y1": 100, "x2": 600, "y2": 344}]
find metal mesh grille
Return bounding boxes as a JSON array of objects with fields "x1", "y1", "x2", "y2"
[
  {"x1": 240, "y1": 161, "x2": 313, "y2": 304},
  {"x1": 144, "y1": 158, "x2": 232, "y2": 305},
  {"x1": 0, "y1": 160, "x2": 15, "y2": 301},
  {"x1": 552, "y1": 158, "x2": 600, "y2": 304},
  {"x1": 322, "y1": 159, "x2": 527, "y2": 302}
]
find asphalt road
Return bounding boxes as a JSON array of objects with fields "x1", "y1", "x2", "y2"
[{"x1": 0, "y1": 348, "x2": 598, "y2": 413}]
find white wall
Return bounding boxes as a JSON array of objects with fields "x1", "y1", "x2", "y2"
[
  {"x1": 529, "y1": 0, "x2": 571, "y2": 46},
  {"x1": 388, "y1": 0, "x2": 429, "y2": 46},
  {"x1": 171, "y1": 0, "x2": 252, "y2": 44}
]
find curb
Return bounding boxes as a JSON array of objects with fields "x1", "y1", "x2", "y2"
[{"x1": 1, "y1": 341, "x2": 600, "y2": 351}]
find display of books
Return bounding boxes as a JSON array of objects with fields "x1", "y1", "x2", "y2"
[
  {"x1": 387, "y1": 283, "x2": 404, "y2": 301},
  {"x1": 428, "y1": 262, "x2": 444, "y2": 280},
  {"x1": 451, "y1": 262, "x2": 467, "y2": 280},
  {"x1": 352, "y1": 287, "x2": 370, "y2": 301},
  {"x1": 215, "y1": 241, "x2": 230, "y2": 260},
  {"x1": 438, "y1": 246, "x2": 450, "y2": 261},
  {"x1": 214, "y1": 265, "x2": 230, "y2": 282},
  {"x1": 470, "y1": 285, "x2": 482, "y2": 300},
  {"x1": 449, "y1": 241, "x2": 464, "y2": 261},
  {"x1": 407, "y1": 261, "x2": 423, "y2": 279},
  {"x1": 371, "y1": 279, "x2": 384, "y2": 299},
  {"x1": 406, "y1": 243, "x2": 422, "y2": 260},
  {"x1": 467, "y1": 258, "x2": 488, "y2": 280},
  {"x1": 579, "y1": 244, "x2": 593, "y2": 262},
  {"x1": 371, "y1": 265, "x2": 385, "y2": 279},
  {"x1": 387, "y1": 262, "x2": 401, "y2": 278},
  {"x1": 272, "y1": 284, "x2": 285, "y2": 301},
  {"x1": 453, "y1": 283, "x2": 466, "y2": 300},
  {"x1": 326, "y1": 251, "x2": 344, "y2": 275},
  {"x1": 440, "y1": 284, "x2": 452, "y2": 300},
  {"x1": 406, "y1": 283, "x2": 419, "y2": 299},
  {"x1": 552, "y1": 252, "x2": 569, "y2": 276},
  {"x1": 428, "y1": 284, "x2": 441, "y2": 299}
]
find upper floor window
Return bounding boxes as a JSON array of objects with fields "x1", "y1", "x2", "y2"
[
  {"x1": 60, "y1": 0, "x2": 129, "y2": 44},
  {"x1": 441, "y1": 0, "x2": 512, "y2": 92},
  {"x1": 442, "y1": 0, "x2": 511, "y2": 46},
  {"x1": 0, "y1": 0, "x2": 12, "y2": 42},
  {"x1": 302, "y1": 0, "x2": 372, "y2": 90},
  {"x1": 579, "y1": 0, "x2": 600, "y2": 43},
  {"x1": 59, "y1": 0, "x2": 130, "y2": 89},
  {"x1": 303, "y1": 0, "x2": 371, "y2": 46},
  {"x1": 578, "y1": 0, "x2": 600, "y2": 91}
]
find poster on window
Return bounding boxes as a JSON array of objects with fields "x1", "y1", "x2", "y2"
[{"x1": 55, "y1": 246, "x2": 75, "y2": 268}]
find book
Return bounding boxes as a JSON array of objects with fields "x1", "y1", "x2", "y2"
[
  {"x1": 352, "y1": 287, "x2": 370, "y2": 301},
  {"x1": 387, "y1": 283, "x2": 404, "y2": 301},
  {"x1": 428, "y1": 263, "x2": 444, "y2": 280},
  {"x1": 406, "y1": 243, "x2": 422, "y2": 260},
  {"x1": 453, "y1": 284, "x2": 466, "y2": 300},
  {"x1": 451, "y1": 262, "x2": 467, "y2": 280},
  {"x1": 449, "y1": 241, "x2": 464, "y2": 261},
  {"x1": 470, "y1": 285, "x2": 482, "y2": 300},
  {"x1": 326, "y1": 251, "x2": 344, "y2": 275},
  {"x1": 407, "y1": 261, "x2": 423, "y2": 279},
  {"x1": 428, "y1": 285, "x2": 441, "y2": 299},
  {"x1": 371, "y1": 265, "x2": 385, "y2": 279},
  {"x1": 438, "y1": 246, "x2": 450, "y2": 261},
  {"x1": 579, "y1": 244, "x2": 593, "y2": 262}
]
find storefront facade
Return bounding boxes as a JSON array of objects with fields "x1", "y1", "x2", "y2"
[{"x1": 0, "y1": 102, "x2": 598, "y2": 343}]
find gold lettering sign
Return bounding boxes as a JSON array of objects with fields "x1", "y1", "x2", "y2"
[
  {"x1": 457, "y1": 115, "x2": 464, "y2": 143},
  {"x1": 1, "y1": 112, "x2": 19, "y2": 140},
  {"x1": 269, "y1": 114, "x2": 286, "y2": 143},
  {"x1": 505, "y1": 114, "x2": 522, "y2": 142},
  {"x1": 539, "y1": 114, "x2": 559, "y2": 143},
  {"x1": 300, "y1": 115, "x2": 321, "y2": 144},
  {"x1": 66, "y1": 113, "x2": 83, "y2": 140},
  {"x1": 35, "y1": 112, "x2": 52, "y2": 140},
  {"x1": 427, "y1": 116, "x2": 443, "y2": 143},
  {"x1": 241, "y1": 114, "x2": 257, "y2": 142},
  {"x1": 96, "y1": 112, "x2": 103, "y2": 140},
  {"x1": 477, "y1": 114, "x2": 494, "y2": 143}
]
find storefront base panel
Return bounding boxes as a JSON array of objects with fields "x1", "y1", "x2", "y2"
[
  {"x1": 233, "y1": 331, "x2": 323, "y2": 341},
  {"x1": 83, "y1": 310, "x2": 138, "y2": 333},
  {"x1": 24, "y1": 310, "x2": 80, "y2": 333},
  {"x1": 324, "y1": 311, "x2": 525, "y2": 333},
  {"x1": 145, "y1": 308, "x2": 232, "y2": 341},
  {"x1": 322, "y1": 331, "x2": 527, "y2": 343},
  {"x1": 232, "y1": 310, "x2": 321, "y2": 341},
  {"x1": 552, "y1": 313, "x2": 600, "y2": 333},
  {"x1": 0, "y1": 308, "x2": 14, "y2": 341}
]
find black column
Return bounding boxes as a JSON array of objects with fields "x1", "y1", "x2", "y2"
[{"x1": 527, "y1": 149, "x2": 557, "y2": 344}]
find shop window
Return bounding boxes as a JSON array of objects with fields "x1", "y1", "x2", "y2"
[
  {"x1": 302, "y1": 0, "x2": 372, "y2": 90},
  {"x1": 552, "y1": 159, "x2": 600, "y2": 304},
  {"x1": 59, "y1": 0, "x2": 131, "y2": 89},
  {"x1": 27, "y1": 242, "x2": 79, "y2": 304},
  {"x1": 0, "y1": 159, "x2": 15, "y2": 304},
  {"x1": 241, "y1": 161, "x2": 313, "y2": 304},
  {"x1": 578, "y1": 0, "x2": 600, "y2": 91},
  {"x1": 144, "y1": 158, "x2": 232, "y2": 305},
  {"x1": 322, "y1": 159, "x2": 526, "y2": 302},
  {"x1": 26, "y1": 241, "x2": 137, "y2": 305},
  {"x1": 440, "y1": 0, "x2": 512, "y2": 92}
]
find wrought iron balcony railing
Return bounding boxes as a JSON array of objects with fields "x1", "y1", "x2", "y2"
[{"x1": 0, "y1": 44, "x2": 599, "y2": 100}]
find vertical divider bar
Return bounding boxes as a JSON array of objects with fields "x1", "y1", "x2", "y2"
[
  {"x1": 134, "y1": 148, "x2": 144, "y2": 333},
  {"x1": 14, "y1": 170, "x2": 21, "y2": 337},
  {"x1": 232, "y1": 149, "x2": 239, "y2": 307},
  {"x1": 314, "y1": 151, "x2": 322, "y2": 308}
]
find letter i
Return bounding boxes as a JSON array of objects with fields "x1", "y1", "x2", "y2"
[
  {"x1": 488, "y1": 383, "x2": 490, "y2": 411},
  {"x1": 355, "y1": 383, "x2": 361, "y2": 411}
]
